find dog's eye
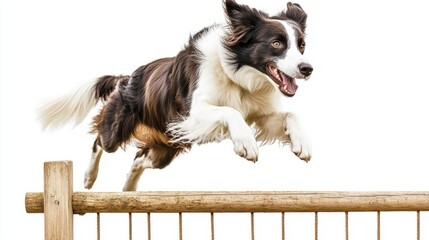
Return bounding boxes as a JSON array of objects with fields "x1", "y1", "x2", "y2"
[
  {"x1": 299, "y1": 41, "x2": 306, "y2": 50},
  {"x1": 271, "y1": 40, "x2": 283, "y2": 49}
]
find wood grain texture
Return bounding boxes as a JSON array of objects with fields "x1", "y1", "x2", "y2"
[
  {"x1": 26, "y1": 191, "x2": 429, "y2": 214},
  {"x1": 43, "y1": 161, "x2": 73, "y2": 240}
]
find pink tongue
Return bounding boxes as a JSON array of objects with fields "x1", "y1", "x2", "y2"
[{"x1": 279, "y1": 71, "x2": 298, "y2": 94}]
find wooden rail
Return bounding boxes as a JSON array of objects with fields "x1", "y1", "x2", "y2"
[
  {"x1": 26, "y1": 191, "x2": 429, "y2": 214},
  {"x1": 25, "y1": 161, "x2": 429, "y2": 240}
]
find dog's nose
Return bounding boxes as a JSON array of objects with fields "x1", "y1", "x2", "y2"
[{"x1": 298, "y1": 63, "x2": 313, "y2": 77}]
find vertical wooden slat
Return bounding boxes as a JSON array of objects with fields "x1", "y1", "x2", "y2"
[
  {"x1": 97, "y1": 213, "x2": 100, "y2": 240},
  {"x1": 44, "y1": 161, "x2": 73, "y2": 240},
  {"x1": 147, "y1": 213, "x2": 151, "y2": 240},
  {"x1": 417, "y1": 211, "x2": 420, "y2": 240},
  {"x1": 377, "y1": 211, "x2": 381, "y2": 240},
  {"x1": 281, "y1": 212, "x2": 285, "y2": 240},
  {"x1": 211, "y1": 212, "x2": 215, "y2": 240},
  {"x1": 314, "y1": 212, "x2": 318, "y2": 240},
  {"x1": 251, "y1": 212, "x2": 255, "y2": 240},
  {"x1": 129, "y1": 213, "x2": 133, "y2": 240},
  {"x1": 179, "y1": 212, "x2": 183, "y2": 240},
  {"x1": 345, "y1": 212, "x2": 349, "y2": 240}
]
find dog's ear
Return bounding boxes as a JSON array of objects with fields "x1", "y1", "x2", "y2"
[
  {"x1": 276, "y1": 2, "x2": 307, "y2": 32},
  {"x1": 224, "y1": 0, "x2": 268, "y2": 46}
]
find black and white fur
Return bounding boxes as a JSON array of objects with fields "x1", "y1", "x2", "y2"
[{"x1": 39, "y1": 0, "x2": 313, "y2": 191}]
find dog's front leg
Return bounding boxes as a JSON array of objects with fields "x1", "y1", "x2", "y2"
[
  {"x1": 285, "y1": 113, "x2": 312, "y2": 162},
  {"x1": 170, "y1": 105, "x2": 259, "y2": 162},
  {"x1": 228, "y1": 111, "x2": 259, "y2": 162},
  {"x1": 255, "y1": 112, "x2": 311, "y2": 162}
]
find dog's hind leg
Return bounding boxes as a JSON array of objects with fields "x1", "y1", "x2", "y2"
[
  {"x1": 84, "y1": 137, "x2": 104, "y2": 189},
  {"x1": 122, "y1": 151, "x2": 152, "y2": 191},
  {"x1": 123, "y1": 145, "x2": 181, "y2": 191}
]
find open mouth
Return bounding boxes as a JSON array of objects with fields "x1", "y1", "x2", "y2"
[{"x1": 266, "y1": 63, "x2": 298, "y2": 97}]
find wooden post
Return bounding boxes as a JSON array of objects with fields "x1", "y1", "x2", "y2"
[{"x1": 44, "y1": 161, "x2": 73, "y2": 240}]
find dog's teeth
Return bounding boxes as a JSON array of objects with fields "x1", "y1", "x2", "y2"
[{"x1": 283, "y1": 85, "x2": 292, "y2": 95}]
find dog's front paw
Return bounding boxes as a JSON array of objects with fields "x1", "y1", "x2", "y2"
[
  {"x1": 287, "y1": 129, "x2": 312, "y2": 162},
  {"x1": 232, "y1": 135, "x2": 259, "y2": 162}
]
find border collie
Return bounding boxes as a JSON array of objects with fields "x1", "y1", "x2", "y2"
[{"x1": 39, "y1": 0, "x2": 313, "y2": 191}]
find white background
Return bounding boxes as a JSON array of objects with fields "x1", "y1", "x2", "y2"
[{"x1": 1, "y1": 0, "x2": 429, "y2": 239}]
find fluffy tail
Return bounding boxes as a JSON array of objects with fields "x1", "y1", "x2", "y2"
[{"x1": 39, "y1": 75, "x2": 130, "y2": 130}]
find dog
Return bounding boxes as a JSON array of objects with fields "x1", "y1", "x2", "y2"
[{"x1": 39, "y1": 0, "x2": 313, "y2": 191}]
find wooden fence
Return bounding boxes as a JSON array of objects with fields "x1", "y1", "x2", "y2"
[{"x1": 25, "y1": 161, "x2": 429, "y2": 240}]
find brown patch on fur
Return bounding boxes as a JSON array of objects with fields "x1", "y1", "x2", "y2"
[
  {"x1": 132, "y1": 124, "x2": 170, "y2": 146},
  {"x1": 132, "y1": 124, "x2": 186, "y2": 168}
]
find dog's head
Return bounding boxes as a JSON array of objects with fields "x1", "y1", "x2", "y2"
[{"x1": 224, "y1": 0, "x2": 312, "y2": 97}]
